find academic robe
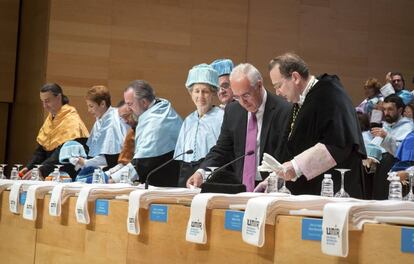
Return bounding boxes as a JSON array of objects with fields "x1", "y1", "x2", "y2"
[
  {"x1": 356, "y1": 94, "x2": 383, "y2": 116},
  {"x1": 132, "y1": 99, "x2": 183, "y2": 187},
  {"x1": 27, "y1": 104, "x2": 89, "y2": 177},
  {"x1": 373, "y1": 119, "x2": 414, "y2": 199},
  {"x1": 86, "y1": 106, "x2": 128, "y2": 169},
  {"x1": 174, "y1": 106, "x2": 224, "y2": 187},
  {"x1": 282, "y1": 74, "x2": 366, "y2": 199},
  {"x1": 396, "y1": 90, "x2": 414, "y2": 106}
]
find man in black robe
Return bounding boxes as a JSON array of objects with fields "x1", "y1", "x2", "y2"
[{"x1": 261, "y1": 53, "x2": 366, "y2": 199}]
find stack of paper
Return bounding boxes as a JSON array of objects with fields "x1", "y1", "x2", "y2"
[
  {"x1": 75, "y1": 183, "x2": 138, "y2": 224},
  {"x1": 259, "y1": 153, "x2": 283, "y2": 172},
  {"x1": 242, "y1": 195, "x2": 362, "y2": 247},
  {"x1": 127, "y1": 187, "x2": 200, "y2": 235},
  {"x1": 0, "y1": 179, "x2": 14, "y2": 194},
  {"x1": 23, "y1": 181, "x2": 58, "y2": 221},
  {"x1": 8, "y1": 180, "x2": 49, "y2": 214},
  {"x1": 49, "y1": 182, "x2": 86, "y2": 217},
  {"x1": 322, "y1": 200, "x2": 414, "y2": 257},
  {"x1": 185, "y1": 192, "x2": 287, "y2": 244}
]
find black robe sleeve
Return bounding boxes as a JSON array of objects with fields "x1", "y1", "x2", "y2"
[
  {"x1": 26, "y1": 144, "x2": 48, "y2": 170},
  {"x1": 284, "y1": 74, "x2": 366, "y2": 198}
]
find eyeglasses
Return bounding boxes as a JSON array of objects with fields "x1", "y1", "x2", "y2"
[
  {"x1": 272, "y1": 76, "x2": 291, "y2": 90},
  {"x1": 234, "y1": 83, "x2": 259, "y2": 101},
  {"x1": 220, "y1": 83, "x2": 230, "y2": 89},
  {"x1": 392, "y1": 79, "x2": 402, "y2": 83},
  {"x1": 234, "y1": 92, "x2": 252, "y2": 101}
]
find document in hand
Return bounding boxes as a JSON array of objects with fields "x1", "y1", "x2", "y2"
[{"x1": 258, "y1": 153, "x2": 282, "y2": 172}]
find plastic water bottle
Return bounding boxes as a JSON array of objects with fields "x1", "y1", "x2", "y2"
[
  {"x1": 31, "y1": 168, "x2": 40, "y2": 181},
  {"x1": 99, "y1": 171, "x2": 105, "y2": 184},
  {"x1": 321, "y1": 174, "x2": 334, "y2": 197},
  {"x1": 10, "y1": 167, "x2": 19, "y2": 180},
  {"x1": 120, "y1": 170, "x2": 129, "y2": 184},
  {"x1": 266, "y1": 173, "x2": 279, "y2": 193},
  {"x1": 51, "y1": 168, "x2": 61, "y2": 182},
  {"x1": 0, "y1": 167, "x2": 5, "y2": 179},
  {"x1": 92, "y1": 169, "x2": 101, "y2": 184},
  {"x1": 388, "y1": 173, "x2": 402, "y2": 200}
]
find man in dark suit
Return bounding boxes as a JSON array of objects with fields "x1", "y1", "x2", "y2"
[{"x1": 186, "y1": 63, "x2": 291, "y2": 191}]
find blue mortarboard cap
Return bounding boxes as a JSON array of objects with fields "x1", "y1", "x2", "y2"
[
  {"x1": 59, "y1": 140, "x2": 87, "y2": 163},
  {"x1": 210, "y1": 59, "x2": 234, "y2": 77},
  {"x1": 185, "y1": 63, "x2": 219, "y2": 90}
]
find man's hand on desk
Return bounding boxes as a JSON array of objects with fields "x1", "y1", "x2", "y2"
[{"x1": 186, "y1": 171, "x2": 203, "y2": 188}]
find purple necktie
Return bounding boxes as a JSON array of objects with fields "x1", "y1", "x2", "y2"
[{"x1": 242, "y1": 113, "x2": 257, "y2": 192}]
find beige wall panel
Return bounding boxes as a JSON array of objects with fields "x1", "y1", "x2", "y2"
[
  {"x1": 0, "y1": 104, "x2": 8, "y2": 163},
  {"x1": 107, "y1": 0, "x2": 192, "y2": 121},
  {"x1": 108, "y1": 0, "x2": 248, "y2": 119},
  {"x1": 46, "y1": 0, "x2": 249, "y2": 128},
  {"x1": 0, "y1": 0, "x2": 19, "y2": 103},
  {"x1": 7, "y1": 0, "x2": 50, "y2": 165},
  {"x1": 248, "y1": 0, "x2": 414, "y2": 105},
  {"x1": 247, "y1": 0, "x2": 300, "y2": 90},
  {"x1": 9, "y1": 0, "x2": 414, "y2": 162},
  {"x1": 46, "y1": 0, "x2": 112, "y2": 129}
]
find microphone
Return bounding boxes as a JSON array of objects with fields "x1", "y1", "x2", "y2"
[
  {"x1": 206, "y1": 150, "x2": 255, "y2": 183},
  {"x1": 144, "y1": 149, "x2": 193, "y2": 189}
]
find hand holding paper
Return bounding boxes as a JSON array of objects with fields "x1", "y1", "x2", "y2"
[
  {"x1": 259, "y1": 154, "x2": 299, "y2": 182},
  {"x1": 255, "y1": 154, "x2": 290, "y2": 192},
  {"x1": 259, "y1": 153, "x2": 282, "y2": 172}
]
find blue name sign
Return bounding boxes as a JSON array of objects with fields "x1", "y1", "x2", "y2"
[
  {"x1": 224, "y1": 210, "x2": 244, "y2": 231},
  {"x1": 19, "y1": 191, "x2": 27, "y2": 205},
  {"x1": 150, "y1": 204, "x2": 168, "y2": 222},
  {"x1": 95, "y1": 199, "x2": 109, "y2": 215},
  {"x1": 401, "y1": 227, "x2": 414, "y2": 253},
  {"x1": 301, "y1": 218, "x2": 322, "y2": 241}
]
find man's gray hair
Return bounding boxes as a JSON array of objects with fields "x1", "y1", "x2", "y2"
[
  {"x1": 126, "y1": 80, "x2": 155, "y2": 102},
  {"x1": 229, "y1": 63, "x2": 263, "y2": 87}
]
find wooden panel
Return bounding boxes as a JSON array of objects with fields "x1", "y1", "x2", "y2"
[
  {"x1": 0, "y1": 103, "x2": 8, "y2": 163},
  {"x1": 45, "y1": 0, "x2": 112, "y2": 131},
  {"x1": 9, "y1": 0, "x2": 414, "y2": 172},
  {"x1": 127, "y1": 206, "x2": 274, "y2": 264},
  {"x1": 0, "y1": 191, "x2": 38, "y2": 264},
  {"x1": 186, "y1": 208, "x2": 275, "y2": 263},
  {"x1": 7, "y1": 0, "x2": 50, "y2": 165},
  {"x1": 0, "y1": 0, "x2": 20, "y2": 103},
  {"x1": 83, "y1": 199, "x2": 129, "y2": 264},
  {"x1": 247, "y1": 0, "x2": 300, "y2": 89},
  {"x1": 0, "y1": 193, "x2": 413, "y2": 263},
  {"x1": 274, "y1": 215, "x2": 413, "y2": 263},
  {"x1": 36, "y1": 196, "x2": 129, "y2": 264},
  {"x1": 35, "y1": 196, "x2": 86, "y2": 264},
  {"x1": 247, "y1": 0, "x2": 414, "y2": 105},
  {"x1": 46, "y1": 0, "x2": 249, "y2": 127}
]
